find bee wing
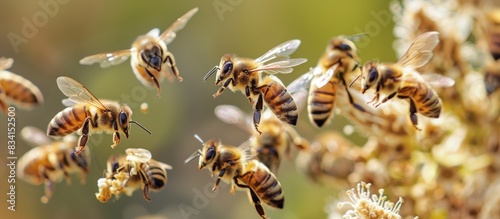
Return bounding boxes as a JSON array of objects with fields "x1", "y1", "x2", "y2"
[
  {"x1": 56, "y1": 76, "x2": 108, "y2": 111},
  {"x1": 214, "y1": 105, "x2": 254, "y2": 134},
  {"x1": 126, "y1": 148, "x2": 152, "y2": 163},
  {"x1": 146, "y1": 28, "x2": 160, "y2": 37},
  {"x1": 313, "y1": 64, "x2": 339, "y2": 88},
  {"x1": 421, "y1": 73, "x2": 456, "y2": 87},
  {"x1": 159, "y1": 7, "x2": 199, "y2": 45},
  {"x1": 396, "y1": 31, "x2": 440, "y2": 69},
  {"x1": 0, "y1": 57, "x2": 14, "y2": 70},
  {"x1": 255, "y1": 39, "x2": 302, "y2": 64},
  {"x1": 21, "y1": 126, "x2": 52, "y2": 147},
  {"x1": 79, "y1": 49, "x2": 132, "y2": 68},
  {"x1": 250, "y1": 58, "x2": 307, "y2": 75},
  {"x1": 237, "y1": 139, "x2": 256, "y2": 161},
  {"x1": 286, "y1": 68, "x2": 318, "y2": 94},
  {"x1": 158, "y1": 162, "x2": 173, "y2": 170}
]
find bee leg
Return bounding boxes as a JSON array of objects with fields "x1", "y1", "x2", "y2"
[
  {"x1": 233, "y1": 178, "x2": 266, "y2": 218},
  {"x1": 144, "y1": 68, "x2": 161, "y2": 97},
  {"x1": 213, "y1": 78, "x2": 234, "y2": 97},
  {"x1": 375, "y1": 92, "x2": 397, "y2": 108},
  {"x1": 112, "y1": 132, "x2": 120, "y2": 149},
  {"x1": 40, "y1": 167, "x2": 53, "y2": 204},
  {"x1": 409, "y1": 100, "x2": 422, "y2": 131},
  {"x1": 138, "y1": 169, "x2": 152, "y2": 202},
  {"x1": 339, "y1": 73, "x2": 365, "y2": 112},
  {"x1": 76, "y1": 117, "x2": 92, "y2": 155},
  {"x1": 213, "y1": 167, "x2": 227, "y2": 191},
  {"x1": 165, "y1": 52, "x2": 183, "y2": 82},
  {"x1": 253, "y1": 93, "x2": 263, "y2": 134},
  {"x1": 249, "y1": 189, "x2": 267, "y2": 219}
]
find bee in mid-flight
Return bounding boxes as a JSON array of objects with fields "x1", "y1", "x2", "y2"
[
  {"x1": 185, "y1": 135, "x2": 284, "y2": 219},
  {"x1": 204, "y1": 40, "x2": 307, "y2": 134},
  {"x1": 17, "y1": 126, "x2": 90, "y2": 203},
  {"x1": 47, "y1": 76, "x2": 151, "y2": 155},
  {"x1": 0, "y1": 57, "x2": 44, "y2": 113},
  {"x1": 304, "y1": 35, "x2": 366, "y2": 127},
  {"x1": 80, "y1": 8, "x2": 198, "y2": 97},
  {"x1": 214, "y1": 104, "x2": 308, "y2": 173},
  {"x1": 96, "y1": 148, "x2": 172, "y2": 202},
  {"x1": 358, "y1": 31, "x2": 455, "y2": 130}
]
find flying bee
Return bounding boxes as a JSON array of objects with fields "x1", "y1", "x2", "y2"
[
  {"x1": 185, "y1": 135, "x2": 284, "y2": 219},
  {"x1": 215, "y1": 104, "x2": 308, "y2": 173},
  {"x1": 357, "y1": 31, "x2": 455, "y2": 130},
  {"x1": 96, "y1": 148, "x2": 172, "y2": 202},
  {"x1": 302, "y1": 35, "x2": 366, "y2": 128},
  {"x1": 0, "y1": 57, "x2": 44, "y2": 114},
  {"x1": 47, "y1": 76, "x2": 151, "y2": 155},
  {"x1": 295, "y1": 131, "x2": 358, "y2": 184},
  {"x1": 17, "y1": 126, "x2": 90, "y2": 204},
  {"x1": 203, "y1": 39, "x2": 308, "y2": 134},
  {"x1": 80, "y1": 8, "x2": 198, "y2": 97}
]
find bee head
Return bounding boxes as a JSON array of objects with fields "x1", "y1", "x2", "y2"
[
  {"x1": 322, "y1": 37, "x2": 357, "y2": 67},
  {"x1": 361, "y1": 62, "x2": 380, "y2": 93},
  {"x1": 199, "y1": 139, "x2": 219, "y2": 170},
  {"x1": 141, "y1": 45, "x2": 164, "y2": 71},
  {"x1": 118, "y1": 111, "x2": 131, "y2": 138}
]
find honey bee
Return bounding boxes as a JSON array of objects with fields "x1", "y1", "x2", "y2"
[
  {"x1": 185, "y1": 135, "x2": 284, "y2": 219},
  {"x1": 295, "y1": 131, "x2": 358, "y2": 184},
  {"x1": 304, "y1": 35, "x2": 366, "y2": 127},
  {"x1": 80, "y1": 8, "x2": 198, "y2": 97},
  {"x1": 96, "y1": 148, "x2": 172, "y2": 202},
  {"x1": 358, "y1": 31, "x2": 455, "y2": 130},
  {"x1": 214, "y1": 104, "x2": 308, "y2": 173},
  {"x1": 0, "y1": 57, "x2": 44, "y2": 113},
  {"x1": 203, "y1": 39, "x2": 307, "y2": 134},
  {"x1": 17, "y1": 126, "x2": 90, "y2": 203},
  {"x1": 47, "y1": 76, "x2": 151, "y2": 155}
]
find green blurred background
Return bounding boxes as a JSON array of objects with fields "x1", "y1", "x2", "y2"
[{"x1": 0, "y1": 0, "x2": 394, "y2": 218}]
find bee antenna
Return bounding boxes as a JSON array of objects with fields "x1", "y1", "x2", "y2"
[
  {"x1": 184, "y1": 150, "x2": 202, "y2": 164},
  {"x1": 130, "y1": 121, "x2": 152, "y2": 135},
  {"x1": 346, "y1": 33, "x2": 368, "y2": 41},
  {"x1": 349, "y1": 74, "x2": 361, "y2": 88},
  {"x1": 194, "y1": 134, "x2": 205, "y2": 145},
  {"x1": 203, "y1": 66, "x2": 219, "y2": 82}
]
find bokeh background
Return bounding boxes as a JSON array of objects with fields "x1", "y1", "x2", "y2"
[{"x1": 0, "y1": 0, "x2": 395, "y2": 218}]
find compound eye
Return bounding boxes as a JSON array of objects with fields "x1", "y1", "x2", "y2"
[
  {"x1": 205, "y1": 147, "x2": 216, "y2": 161},
  {"x1": 222, "y1": 61, "x2": 233, "y2": 76},
  {"x1": 368, "y1": 68, "x2": 378, "y2": 83},
  {"x1": 111, "y1": 161, "x2": 120, "y2": 173},
  {"x1": 337, "y1": 43, "x2": 352, "y2": 51},
  {"x1": 119, "y1": 112, "x2": 128, "y2": 126}
]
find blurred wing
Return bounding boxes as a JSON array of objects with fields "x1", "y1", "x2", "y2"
[
  {"x1": 158, "y1": 161, "x2": 173, "y2": 170},
  {"x1": 250, "y1": 58, "x2": 307, "y2": 74},
  {"x1": 79, "y1": 49, "x2": 131, "y2": 68},
  {"x1": 397, "y1": 31, "x2": 440, "y2": 69},
  {"x1": 146, "y1": 28, "x2": 160, "y2": 37},
  {"x1": 0, "y1": 57, "x2": 14, "y2": 70},
  {"x1": 21, "y1": 126, "x2": 52, "y2": 147},
  {"x1": 255, "y1": 39, "x2": 302, "y2": 64},
  {"x1": 159, "y1": 7, "x2": 199, "y2": 45},
  {"x1": 286, "y1": 69, "x2": 315, "y2": 94},
  {"x1": 421, "y1": 73, "x2": 455, "y2": 87},
  {"x1": 62, "y1": 98, "x2": 77, "y2": 107},
  {"x1": 56, "y1": 76, "x2": 107, "y2": 110},
  {"x1": 313, "y1": 64, "x2": 339, "y2": 88},
  {"x1": 126, "y1": 148, "x2": 152, "y2": 163},
  {"x1": 214, "y1": 105, "x2": 254, "y2": 134}
]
